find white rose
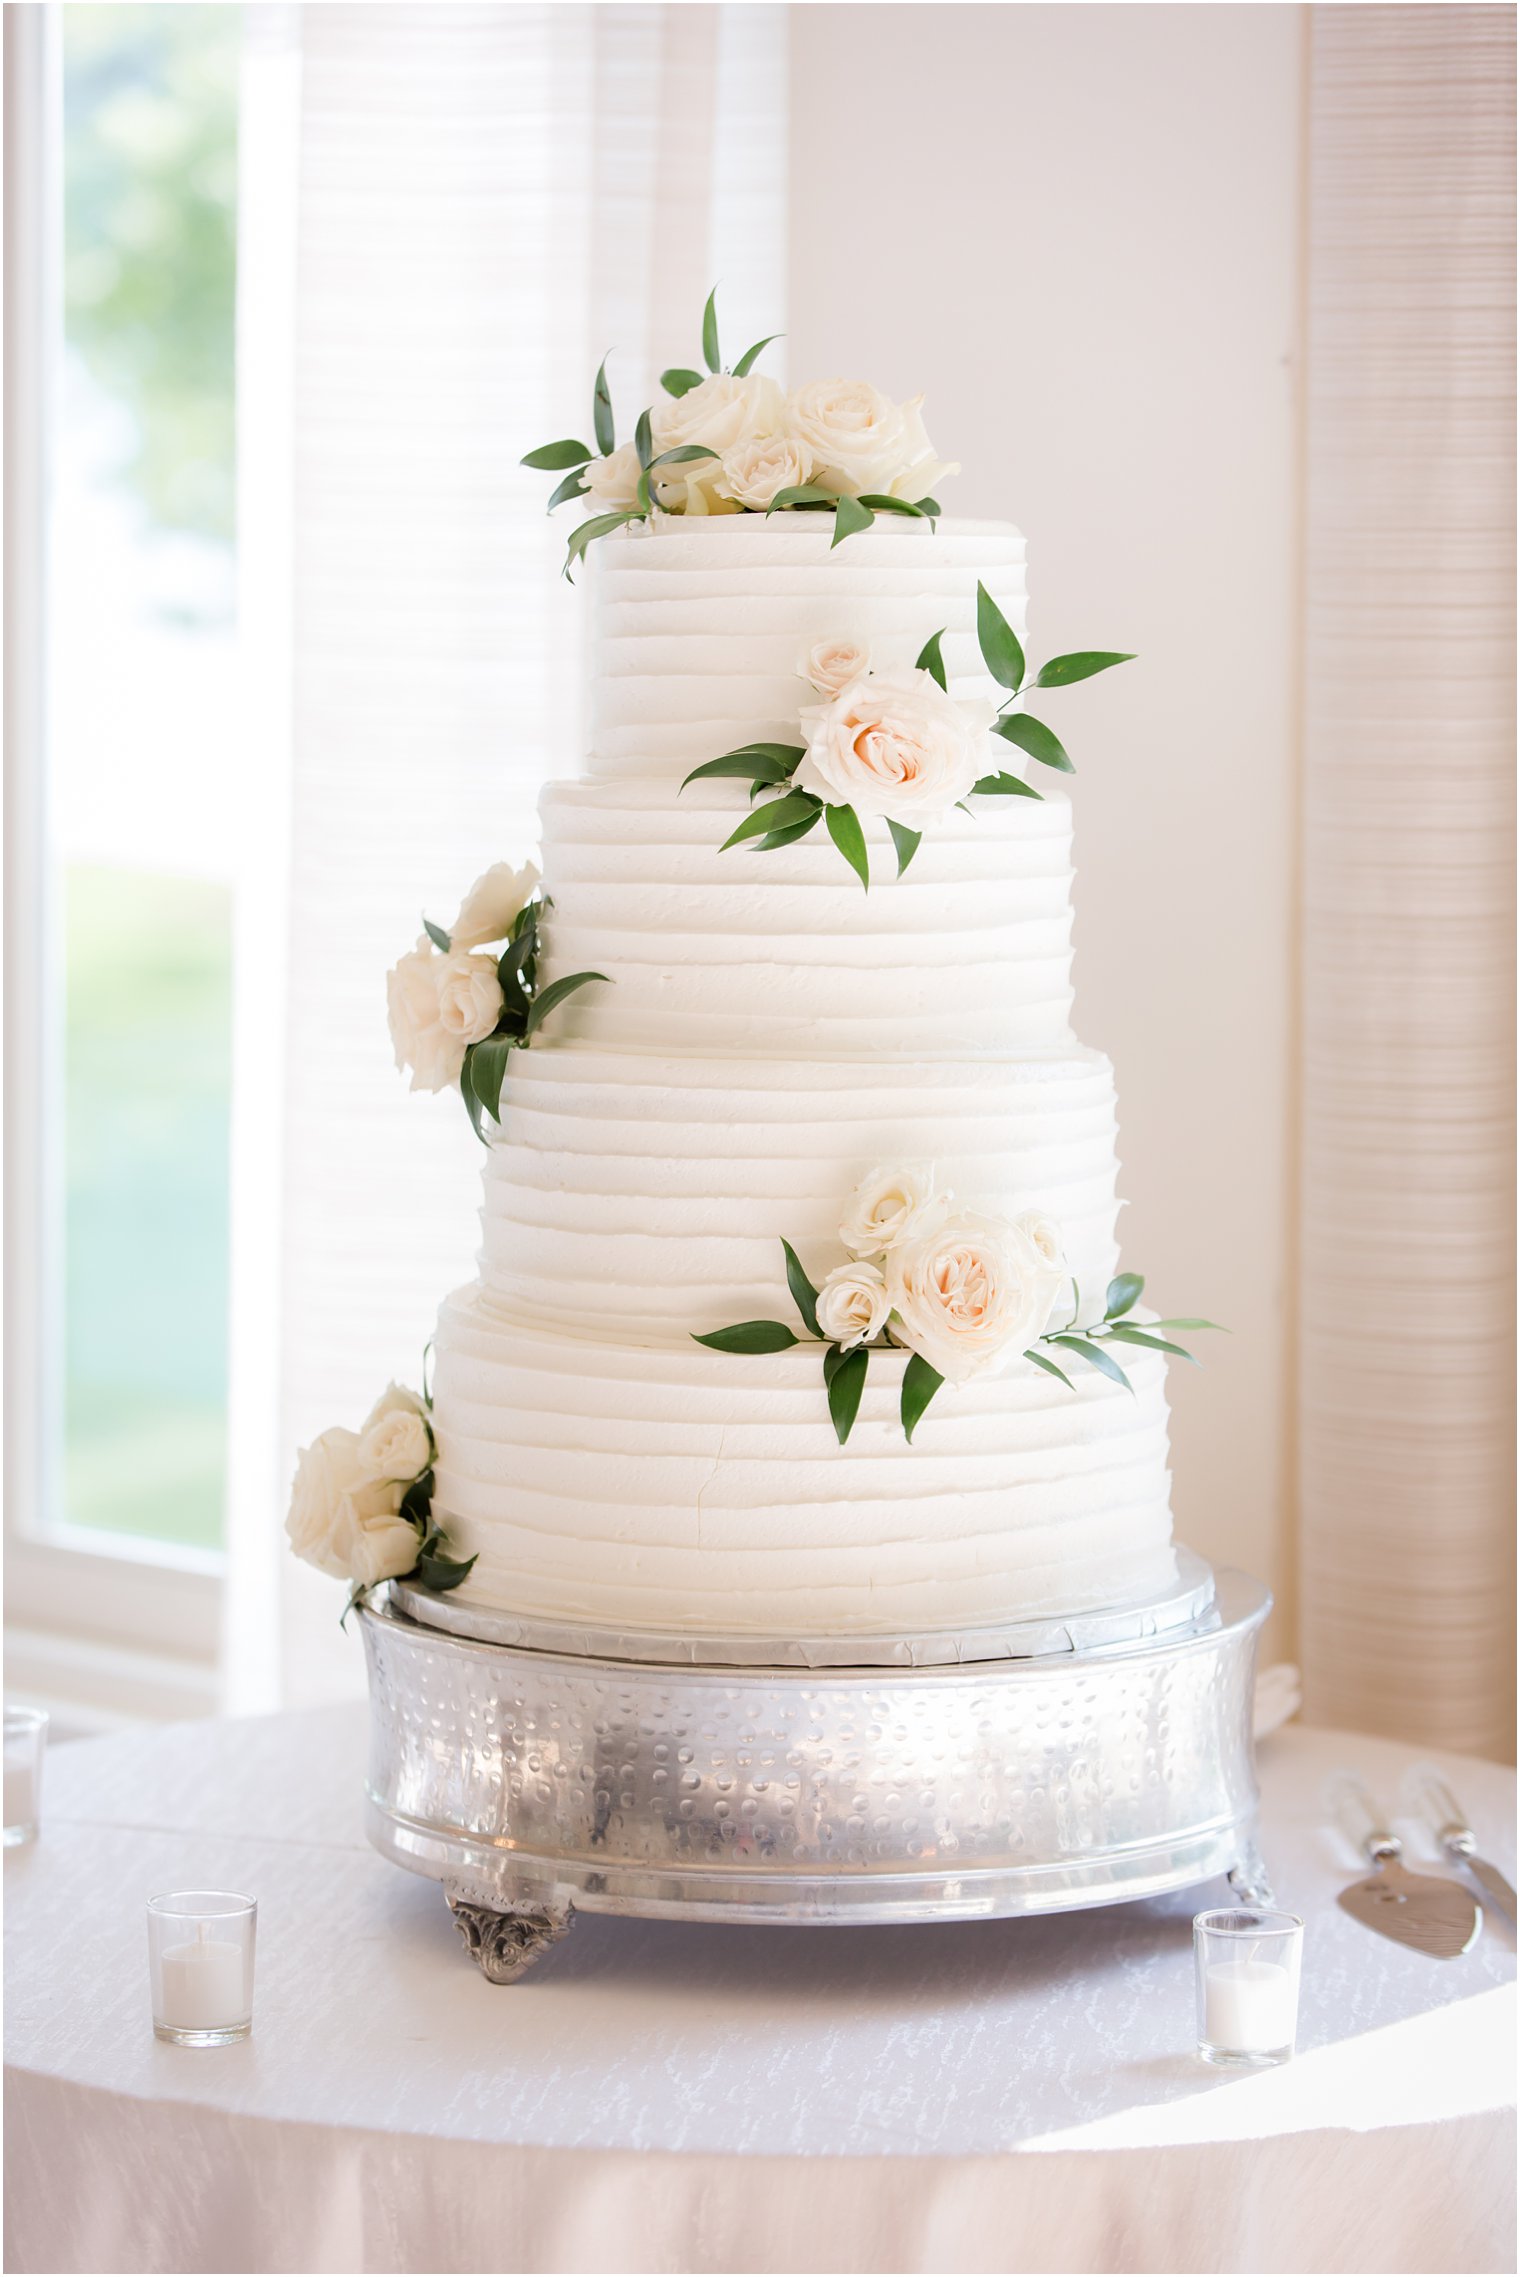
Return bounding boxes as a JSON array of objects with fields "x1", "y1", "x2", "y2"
[
  {"x1": 799, "y1": 636, "x2": 872, "y2": 698},
  {"x1": 887, "y1": 394, "x2": 959, "y2": 504},
  {"x1": 840, "y1": 1165, "x2": 948, "y2": 1259},
  {"x1": 357, "y1": 1382, "x2": 433, "y2": 1482},
  {"x1": 437, "y1": 950, "x2": 504, "y2": 1048},
  {"x1": 581, "y1": 441, "x2": 643, "y2": 514},
  {"x1": 651, "y1": 464, "x2": 743, "y2": 517},
  {"x1": 815, "y1": 1260, "x2": 890, "y2": 1351},
  {"x1": 781, "y1": 378, "x2": 907, "y2": 499},
  {"x1": 887, "y1": 1212, "x2": 1063, "y2": 1385},
  {"x1": 285, "y1": 1428, "x2": 419, "y2": 1586},
  {"x1": 387, "y1": 939, "x2": 462, "y2": 1094},
  {"x1": 450, "y1": 859, "x2": 540, "y2": 950},
  {"x1": 714, "y1": 432, "x2": 817, "y2": 513},
  {"x1": 797, "y1": 667, "x2": 992, "y2": 824},
  {"x1": 651, "y1": 372, "x2": 784, "y2": 460}
]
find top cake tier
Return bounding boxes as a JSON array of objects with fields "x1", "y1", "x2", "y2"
[{"x1": 587, "y1": 516, "x2": 1027, "y2": 781}]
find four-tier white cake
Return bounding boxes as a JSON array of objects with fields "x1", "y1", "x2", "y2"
[{"x1": 426, "y1": 517, "x2": 1179, "y2": 1638}]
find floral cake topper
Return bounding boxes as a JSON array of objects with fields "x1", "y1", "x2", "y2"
[{"x1": 523, "y1": 290, "x2": 958, "y2": 574}]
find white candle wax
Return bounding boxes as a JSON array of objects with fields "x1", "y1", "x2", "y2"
[
  {"x1": 1204, "y1": 1957, "x2": 1296, "y2": 2052},
  {"x1": 158, "y1": 1937, "x2": 247, "y2": 2032}
]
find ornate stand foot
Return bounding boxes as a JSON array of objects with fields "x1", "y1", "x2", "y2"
[
  {"x1": 1227, "y1": 1842, "x2": 1276, "y2": 1909},
  {"x1": 447, "y1": 1897, "x2": 573, "y2": 1983}
]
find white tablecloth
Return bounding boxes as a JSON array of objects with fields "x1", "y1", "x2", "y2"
[{"x1": 4, "y1": 1709, "x2": 1513, "y2": 2274}]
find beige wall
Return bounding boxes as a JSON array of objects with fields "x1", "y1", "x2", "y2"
[{"x1": 789, "y1": 4, "x2": 1304, "y2": 1644}]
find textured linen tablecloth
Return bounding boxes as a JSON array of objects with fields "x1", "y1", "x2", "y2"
[{"x1": 4, "y1": 1708, "x2": 1513, "y2": 2276}]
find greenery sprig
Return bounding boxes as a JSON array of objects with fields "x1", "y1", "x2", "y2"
[
  {"x1": 422, "y1": 893, "x2": 607, "y2": 1144},
  {"x1": 677, "y1": 586, "x2": 1134, "y2": 890},
  {"x1": 692, "y1": 1244, "x2": 1220, "y2": 1445},
  {"x1": 520, "y1": 290, "x2": 944, "y2": 576}
]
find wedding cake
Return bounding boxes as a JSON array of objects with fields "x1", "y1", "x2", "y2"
[{"x1": 288, "y1": 309, "x2": 1214, "y2": 1648}]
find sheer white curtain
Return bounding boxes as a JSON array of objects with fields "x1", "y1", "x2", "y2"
[
  {"x1": 226, "y1": 3, "x2": 785, "y2": 1709},
  {"x1": 1299, "y1": 5, "x2": 1516, "y2": 1758}
]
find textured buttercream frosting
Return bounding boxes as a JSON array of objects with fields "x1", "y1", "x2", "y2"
[{"x1": 425, "y1": 514, "x2": 1178, "y2": 1637}]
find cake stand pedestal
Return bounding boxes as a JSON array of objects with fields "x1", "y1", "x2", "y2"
[{"x1": 358, "y1": 1552, "x2": 1271, "y2": 1981}]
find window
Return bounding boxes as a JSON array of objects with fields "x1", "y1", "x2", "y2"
[{"x1": 6, "y1": 5, "x2": 244, "y2": 1719}]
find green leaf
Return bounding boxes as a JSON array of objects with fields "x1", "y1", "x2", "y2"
[
  {"x1": 701, "y1": 287, "x2": 721, "y2": 373},
  {"x1": 856, "y1": 493, "x2": 926, "y2": 518},
  {"x1": 1148, "y1": 1318, "x2": 1227, "y2": 1333},
  {"x1": 971, "y1": 771, "x2": 1043, "y2": 800},
  {"x1": 1105, "y1": 1272, "x2": 1145, "y2": 1319},
  {"x1": 732, "y1": 332, "x2": 783, "y2": 377},
  {"x1": 766, "y1": 485, "x2": 839, "y2": 513},
  {"x1": 399, "y1": 1468, "x2": 434, "y2": 1527},
  {"x1": 1025, "y1": 1347, "x2": 1076, "y2": 1390},
  {"x1": 634, "y1": 408, "x2": 653, "y2": 468},
  {"x1": 458, "y1": 1045, "x2": 488, "y2": 1146},
  {"x1": 545, "y1": 468, "x2": 590, "y2": 514},
  {"x1": 915, "y1": 629, "x2": 948, "y2": 690},
  {"x1": 467, "y1": 1033, "x2": 514, "y2": 1122},
  {"x1": 825, "y1": 1343, "x2": 869, "y2": 1445},
  {"x1": 887, "y1": 820, "x2": 922, "y2": 877},
  {"x1": 496, "y1": 932, "x2": 534, "y2": 1017},
  {"x1": 592, "y1": 356, "x2": 614, "y2": 456},
  {"x1": 680, "y1": 751, "x2": 795, "y2": 793},
  {"x1": 524, "y1": 968, "x2": 608, "y2": 1040},
  {"x1": 900, "y1": 1352, "x2": 945, "y2": 1443},
  {"x1": 916, "y1": 496, "x2": 942, "y2": 520},
  {"x1": 1034, "y1": 651, "x2": 1135, "y2": 689},
  {"x1": 780, "y1": 1239, "x2": 822, "y2": 1338},
  {"x1": 415, "y1": 1544, "x2": 479, "y2": 1593},
  {"x1": 521, "y1": 438, "x2": 593, "y2": 471},
  {"x1": 648, "y1": 444, "x2": 719, "y2": 468},
  {"x1": 831, "y1": 494, "x2": 874, "y2": 549},
  {"x1": 1104, "y1": 1324, "x2": 1200, "y2": 1365},
  {"x1": 720, "y1": 790, "x2": 821, "y2": 851},
  {"x1": 757, "y1": 810, "x2": 823, "y2": 851},
  {"x1": 692, "y1": 1320, "x2": 799, "y2": 1355},
  {"x1": 422, "y1": 917, "x2": 451, "y2": 953},
  {"x1": 976, "y1": 580, "x2": 1026, "y2": 691},
  {"x1": 563, "y1": 511, "x2": 640, "y2": 579},
  {"x1": 995, "y1": 712, "x2": 1073, "y2": 773},
  {"x1": 825, "y1": 802, "x2": 869, "y2": 890},
  {"x1": 1048, "y1": 1335, "x2": 1134, "y2": 1394},
  {"x1": 661, "y1": 367, "x2": 703, "y2": 398}
]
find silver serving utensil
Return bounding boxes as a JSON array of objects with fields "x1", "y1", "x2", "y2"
[
  {"x1": 1401, "y1": 1762, "x2": 1516, "y2": 1922},
  {"x1": 1327, "y1": 1772, "x2": 1481, "y2": 1958}
]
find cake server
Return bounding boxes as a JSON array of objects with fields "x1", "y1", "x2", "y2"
[
  {"x1": 1401, "y1": 1762, "x2": 1516, "y2": 1923},
  {"x1": 1327, "y1": 1772, "x2": 1481, "y2": 1958}
]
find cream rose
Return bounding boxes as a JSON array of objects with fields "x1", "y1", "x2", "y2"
[
  {"x1": 357, "y1": 1382, "x2": 433, "y2": 1482},
  {"x1": 285, "y1": 1428, "x2": 419, "y2": 1586},
  {"x1": 886, "y1": 1212, "x2": 1063, "y2": 1385},
  {"x1": 437, "y1": 950, "x2": 504, "y2": 1047},
  {"x1": 797, "y1": 667, "x2": 991, "y2": 823},
  {"x1": 840, "y1": 1165, "x2": 947, "y2": 1259},
  {"x1": 815, "y1": 1260, "x2": 890, "y2": 1351},
  {"x1": 450, "y1": 859, "x2": 540, "y2": 950},
  {"x1": 783, "y1": 378, "x2": 906, "y2": 497},
  {"x1": 581, "y1": 441, "x2": 643, "y2": 513},
  {"x1": 887, "y1": 394, "x2": 959, "y2": 504},
  {"x1": 387, "y1": 939, "x2": 461, "y2": 1094},
  {"x1": 714, "y1": 432, "x2": 816, "y2": 512},
  {"x1": 799, "y1": 635, "x2": 872, "y2": 698},
  {"x1": 651, "y1": 372, "x2": 784, "y2": 461}
]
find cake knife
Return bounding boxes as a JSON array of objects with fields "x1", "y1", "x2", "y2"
[
  {"x1": 1327, "y1": 1772, "x2": 1481, "y2": 1958},
  {"x1": 1401, "y1": 1762, "x2": 1516, "y2": 1923}
]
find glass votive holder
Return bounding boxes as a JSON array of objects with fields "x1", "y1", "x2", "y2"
[
  {"x1": 1194, "y1": 1906, "x2": 1303, "y2": 2068},
  {"x1": 147, "y1": 1891, "x2": 257, "y2": 2046},
  {"x1": 4, "y1": 1707, "x2": 48, "y2": 1847}
]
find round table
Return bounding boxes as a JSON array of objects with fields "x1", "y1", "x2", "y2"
[{"x1": 4, "y1": 1708, "x2": 1513, "y2": 2274}]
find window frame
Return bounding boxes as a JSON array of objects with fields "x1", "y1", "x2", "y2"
[{"x1": 4, "y1": 5, "x2": 222, "y2": 1715}]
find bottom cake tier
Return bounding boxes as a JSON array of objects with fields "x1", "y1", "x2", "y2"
[{"x1": 430, "y1": 1286, "x2": 1178, "y2": 1636}]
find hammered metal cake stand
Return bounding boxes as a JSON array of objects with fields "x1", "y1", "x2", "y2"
[{"x1": 360, "y1": 1550, "x2": 1272, "y2": 1981}]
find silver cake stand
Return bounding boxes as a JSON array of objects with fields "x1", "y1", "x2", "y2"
[{"x1": 359, "y1": 1550, "x2": 1272, "y2": 1982}]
